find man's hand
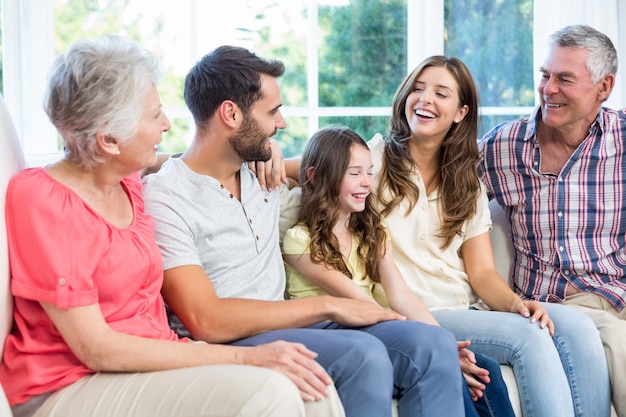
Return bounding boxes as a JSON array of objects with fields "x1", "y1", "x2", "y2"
[{"x1": 242, "y1": 340, "x2": 332, "y2": 402}]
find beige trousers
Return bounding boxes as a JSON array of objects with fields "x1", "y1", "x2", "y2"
[
  {"x1": 32, "y1": 365, "x2": 345, "y2": 417},
  {"x1": 562, "y1": 292, "x2": 626, "y2": 417}
]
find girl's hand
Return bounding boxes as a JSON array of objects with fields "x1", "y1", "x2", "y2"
[
  {"x1": 457, "y1": 340, "x2": 489, "y2": 401},
  {"x1": 510, "y1": 299, "x2": 555, "y2": 336}
]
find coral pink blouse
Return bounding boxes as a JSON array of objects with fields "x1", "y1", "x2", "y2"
[{"x1": 0, "y1": 168, "x2": 185, "y2": 406}]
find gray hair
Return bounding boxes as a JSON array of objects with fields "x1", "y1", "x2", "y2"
[
  {"x1": 549, "y1": 24, "x2": 618, "y2": 84},
  {"x1": 44, "y1": 35, "x2": 162, "y2": 168}
]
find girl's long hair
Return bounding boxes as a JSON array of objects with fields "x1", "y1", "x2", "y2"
[
  {"x1": 299, "y1": 126, "x2": 386, "y2": 282},
  {"x1": 377, "y1": 56, "x2": 480, "y2": 249}
]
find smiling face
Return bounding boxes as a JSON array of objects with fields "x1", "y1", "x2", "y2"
[
  {"x1": 538, "y1": 46, "x2": 609, "y2": 134},
  {"x1": 337, "y1": 143, "x2": 373, "y2": 217},
  {"x1": 118, "y1": 84, "x2": 171, "y2": 170},
  {"x1": 229, "y1": 74, "x2": 286, "y2": 162},
  {"x1": 404, "y1": 66, "x2": 468, "y2": 143}
]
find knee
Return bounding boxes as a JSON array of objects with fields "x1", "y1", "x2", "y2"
[
  {"x1": 249, "y1": 370, "x2": 306, "y2": 416},
  {"x1": 550, "y1": 304, "x2": 598, "y2": 335},
  {"x1": 399, "y1": 322, "x2": 459, "y2": 372},
  {"x1": 417, "y1": 323, "x2": 458, "y2": 359},
  {"x1": 337, "y1": 332, "x2": 393, "y2": 378}
]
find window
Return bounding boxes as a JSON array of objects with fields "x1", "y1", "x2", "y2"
[{"x1": 6, "y1": 0, "x2": 622, "y2": 165}]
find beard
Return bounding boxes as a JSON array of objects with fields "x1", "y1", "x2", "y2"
[{"x1": 229, "y1": 114, "x2": 273, "y2": 162}]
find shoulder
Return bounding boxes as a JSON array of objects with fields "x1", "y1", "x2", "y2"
[
  {"x1": 282, "y1": 223, "x2": 312, "y2": 253},
  {"x1": 367, "y1": 133, "x2": 385, "y2": 171},
  {"x1": 8, "y1": 167, "x2": 66, "y2": 210},
  {"x1": 142, "y1": 157, "x2": 199, "y2": 203},
  {"x1": 479, "y1": 108, "x2": 537, "y2": 151},
  {"x1": 367, "y1": 133, "x2": 385, "y2": 153}
]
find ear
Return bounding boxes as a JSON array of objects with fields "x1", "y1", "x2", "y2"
[
  {"x1": 454, "y1": 104, "x2": 469, "y2": 124},
  {"x1": 219, "y1": 100, "x2": 240, "y2": 128},
  {"x1": 306, "y1": 166, "x2": 316, "y2": 186},
  {"x1": 597, "y1": 73, "x2": 615, "y2": 102},
  {"x1": 97, "y1": 131, "x2": 120, "y2": 156}
]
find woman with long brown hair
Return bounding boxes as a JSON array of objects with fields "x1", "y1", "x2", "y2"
[{"x1": 373, "y1": 55, "x2": 605, "y2": 417}]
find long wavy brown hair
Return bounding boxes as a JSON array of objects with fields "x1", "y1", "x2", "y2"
[
  {"x1": 377, "y1": 56, "x2": 480, "y2": 249},
  {"x1": 299, "y1": 126, "x2": 386, "y2": 282}
]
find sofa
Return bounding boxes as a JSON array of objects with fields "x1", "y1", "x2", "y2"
[
  {"x1": 0, "y1": 92, "x2": 612, "y2": 415},
  {"x1": 0, "y1": 93, "x2": 520, "y2": 416},
  {"x1": 0, "y1": 95, "x2": 26, "y2": 417}
]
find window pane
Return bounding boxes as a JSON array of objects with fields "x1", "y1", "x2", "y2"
[
  {"x1": 318, "y1": 0, "x2": 407, "y2": 108},
  {"x1": 52, "y1": 0, "x2": 309, "y2": 154},
  {"x1": 319, "y1": 116, "x2": 389, "y2": 142},
  {"x1": 279, "y1": 116, "x2": 309, "y2": 158},
  {"x1": 444, "y1": 0, "x2": 534, "y2": 136}
]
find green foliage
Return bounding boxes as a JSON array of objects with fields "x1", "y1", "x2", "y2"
[
  {"x1": 245, "y1": 3, "x2": 309, "y2": 157},
  {"x1": 320, "y1": 116, "x2": 389, "y2": 142},
  {"x1": 42, "y1": 0, "x2": 534, "y2": 156},
  {"x1": 318, "y1": 0, "x2": 407, "y2": 109},
  {"x1": 54, "y1": 0, "x2": 144, "y2": 51},
  {"x1": 444, "y1": 0, "x2": 534, "y2": 108}
]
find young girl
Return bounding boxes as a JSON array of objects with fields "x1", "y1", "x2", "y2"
[{"x1": 282, "y1": 125, "x2": 514, "y2": 417}]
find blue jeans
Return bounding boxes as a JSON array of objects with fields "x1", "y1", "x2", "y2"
[
  {"x1": 465, "y1": 353, "x2": 515, "y2": 417},
  {"x1": 231, "y1": 320, "x2": 465, "y2": 417},
  {"x1": 434, "y1": 303, "x2": 611, "y2": 417}
]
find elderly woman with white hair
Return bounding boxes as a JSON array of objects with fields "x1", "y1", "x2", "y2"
[{"x1": 0, "y1": 35, "x2": 344, "y2": 417}]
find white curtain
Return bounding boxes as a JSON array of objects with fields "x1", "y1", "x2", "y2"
[{"x1": 533, "y1": 0, "x2": 626, "y2": 110}]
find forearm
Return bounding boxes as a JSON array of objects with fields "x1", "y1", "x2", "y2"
[
  {"x1": 387, "y1": 293, "x2": 439, "y2": 326},
  {"x1": 189, "y1": 296, "x2": 339, "y2": 343},
  {"x1": 85, "y1": 331, "x2": 246, "y2": 372},
  {"x1": 470, "y1": 272, "x2": 520, "y2": 312},
  {"x1": 284, "y1": 157, "x2": 301, "y2": 182}
]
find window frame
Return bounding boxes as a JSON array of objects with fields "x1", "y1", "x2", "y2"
[{"x1": 2, "y1": 0, "x2": 535, "y2": 165}]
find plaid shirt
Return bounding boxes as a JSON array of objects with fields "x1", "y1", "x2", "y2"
[{"x1": 478, "y1": 106, "x2": 626, "y2": 311}]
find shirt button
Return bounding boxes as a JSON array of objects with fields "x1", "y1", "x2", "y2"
[
  {"x1": 256, "y1": 235, "x2": 259, "y2": 240},
  {"x1": 558, "y1": 212, "x2": 563, "y2": 217},
  {"x1": 564, "y1": 270, "x2": 570, "y2": 275},
  {"x1": 264, "y1": 198, "x2": 269, "y2": 203},
  {"x1": 559, "y1": 246, "x2": 564, "y2": 252},
  {"x1": 59, "y1": 278, "x2": 66, "y2": 285}
]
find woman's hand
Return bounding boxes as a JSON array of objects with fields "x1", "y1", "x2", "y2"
[
  {"x1": 248, "y1": 139, "x2": 286, "y2": 190},
  {"x1": 510, "y1": 299, "x2": 555, "y2": 336},
  {"x1": 241, "y1": 340, "x2": 333, "y2": 402}
]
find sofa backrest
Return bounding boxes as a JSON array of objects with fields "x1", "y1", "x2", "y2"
[
  {"x1": 0, "y1": 95, "x2": 26, "y2": 416},
  {"x1": 488, "y1": 198, "x2": 514, "y2": 284}
]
